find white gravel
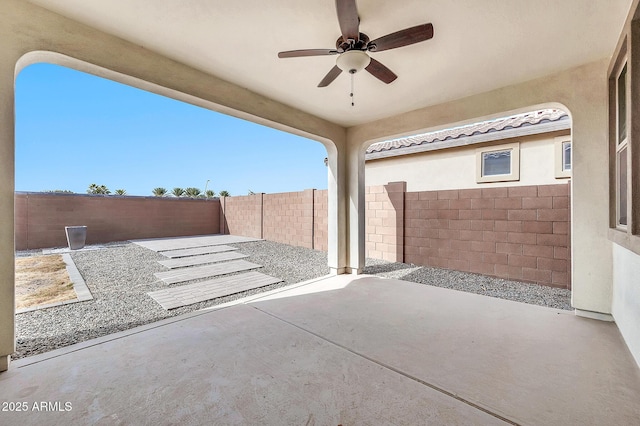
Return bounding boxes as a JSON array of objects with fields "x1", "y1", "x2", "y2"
[
  {"x1": 13, "y1": 240, "x2": 571, "y2": 360},
  {"x1": 363, "y1": 259, "x2": 572, "y2": 311}
]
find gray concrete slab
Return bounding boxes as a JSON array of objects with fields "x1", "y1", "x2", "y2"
[
  {"x1": 157, "y1": 251, "x2": 248, "y2": 269},
  {"x1": 0, "y1": 304, "x2": 505, "y2": 425},
  {"x1": 131, "y1": 234, "x2": 260, "y2": 252},
  {"x1": 249, "y1": 275, "x2": 640, "y2": 426},
  {"x1": 148, "y1": 271, "x2": 282, "y2": 309},
  {"x1": 154, "y1": 260, "x2": 261, "y2": 284},
  {"x1": 160, "y1": 244, "x2": 237, "y2": 258},
  {"x1": 4, "y1": 274, "x2": 639, "y2": 424}
]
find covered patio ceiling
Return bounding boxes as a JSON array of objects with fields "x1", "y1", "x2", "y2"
[{"x1": 26, "y1": 0, "x2": 632, "y2": 127}]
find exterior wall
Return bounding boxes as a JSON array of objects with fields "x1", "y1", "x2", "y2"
[
  {"x1": 349, "y1": 59, "x2": 613, "y2": 317},
  {"x1": 365, "y1": 182, "x2": 405, "y2": 262},
  {"x1": 17, "y1": 185, "x2": 570, "y2": 288},
  {"x1": 220, "y1": 194, "x2": 262, "y2": 239},
  {"x1": 263, "y1": 189, "x2": 314, "y2": 249},
  {"x1": 14, "y1": 192, "x2": 220, "y2": 250},
  {"x1": 366, "y1": 131, "x2": 570, "y2": 192},
  {"x1": 404, "y1": 183, "x2": 571, "y2": 288},
  {"x1": 609, "y1": 0, "x2": 640, "y2": 369},
  {"x1": 612, "y1": 245, "x2": 640, "y2": 367},
  {"x1": 221, "y1": 190, "x2": 324, "y2": 251},
  {"x1": 221, "y1": 183, "x2": 570, "y2": 288},
  {"x1": 313, "y1": 189, "x2": 328, "y2": 252}
]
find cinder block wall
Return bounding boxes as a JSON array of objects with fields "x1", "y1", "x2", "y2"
[
  {"x1": 16, "y1": 183, "x2": 571, "y2": 288},
  {"x1": 15, "y1": 192, "x2": 220, "y2": 250},
  {"x1": 403, "y1": 183, "x2": 571, "y2": 288},
  {"x1": 220, "y1": 194, "x2": 262, "y2": 239},
  {"x1": 366, "y1": 182, "x2": 405, "y2": 262},
  {"x1": 313, "y1": 189, "x2": 328, "y2": 251},
  {"x1": 263, "y1": 189, "x2": 314, "y2": 248}
]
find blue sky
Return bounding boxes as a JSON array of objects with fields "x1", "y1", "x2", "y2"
[{"x1": 15, "y1": 63, "x2": 328, "y2": 196}]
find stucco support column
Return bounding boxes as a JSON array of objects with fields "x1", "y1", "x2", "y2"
[
  {"x1": 346, "y1": 140, "x2": 366, "y2": 274},
  {"x1": 326, "y1": 141, "x2": 347, "y2": 274},
  {"x1": 0, "y1": 61, "x2": 15, "y2": 372},
  {"x1": 570, "y1": 106, "x2": 613, "y2": 318}
]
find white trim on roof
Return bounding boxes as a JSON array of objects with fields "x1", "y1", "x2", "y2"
[{"x1": 366, "y1": 113, "x2": 570, "y2": 161}]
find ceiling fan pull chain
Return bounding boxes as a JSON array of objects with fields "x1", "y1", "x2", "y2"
[{"x1": 350, "y1": 71, "x2": 355, "y2": 107}]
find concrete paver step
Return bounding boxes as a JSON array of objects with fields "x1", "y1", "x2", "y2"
[
  {"x1": 132, "y1": 234, "x2": 260, "y2": 252},
  {"x1": 148, "y1": 271, "x2": 282, "y2": 309},
  {"x1": 158, "y1": 251, "x2": 248, "y2": 269},
  {"x1": 154, "y1": 259, "x2": 262, "y2": 285},
  {"x1": 160, "y1": 245, "x2": 237, "y2": 259}
]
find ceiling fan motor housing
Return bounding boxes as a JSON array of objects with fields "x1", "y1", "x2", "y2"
[{"x1": 336, "y1": 50, "x2": 371, "y2": 73}]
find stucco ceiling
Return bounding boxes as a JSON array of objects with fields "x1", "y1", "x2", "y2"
[{"x1": 27, "y1": 0, "x2": 632, "y2": 127}]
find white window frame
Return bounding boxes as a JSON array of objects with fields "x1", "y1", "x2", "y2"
[
  {"x1": 615, "y1": 61, "x2": 629, "y2": 229},
  {"x1": 554, "y1": 136, "x2": 572, "y2": 179},
  {"x1": 475, "y1": 142, "x2": 520, "y2": 183}
]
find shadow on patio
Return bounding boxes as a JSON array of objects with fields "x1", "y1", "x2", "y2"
[{"x1": 1, "y1": 274, "x2": 639, "y2": 425}]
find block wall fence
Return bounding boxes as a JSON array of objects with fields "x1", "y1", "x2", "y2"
[
  {"x1": 219, "y1": 189, "x2": 327, "y2": 251},
  {"x1": 218, "y1": 182, "x2": 571, "y2": 289},
  {"x1": 216, "y1": 182, "x2": 571, "y2": 288},
  {"x1": 15, "y1": 192, "x2": 220, "y2": 250},
  {"x1": 14, "y1": 182, "x2": 570, "y2": 288}
]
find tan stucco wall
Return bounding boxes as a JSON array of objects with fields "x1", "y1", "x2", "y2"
[
  {"x1": 612, "y1": 244, "x2": 640, "y2": 367},
  {"x1": 366, "y1": 132, "x2": 571, "y2": 191}
]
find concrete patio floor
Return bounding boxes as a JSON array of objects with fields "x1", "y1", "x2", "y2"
[{"x1": 1, "y1": 275, "x2": 639, "y2": 425}]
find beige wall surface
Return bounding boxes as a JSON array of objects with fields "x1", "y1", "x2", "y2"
[
  {"x1": 612, "y1": 244, "x2": 640, "y2": 367},
  {"x1": 366, "y1": 132, "x2": 571, "y2": 192}
]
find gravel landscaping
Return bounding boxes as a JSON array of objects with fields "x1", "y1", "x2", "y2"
[{"x1": 13, "y1": 240, "x2": 571, "y2": 360}]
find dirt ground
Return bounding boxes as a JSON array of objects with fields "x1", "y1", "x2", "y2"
[{"x1": 15, "y1": 254, "x2": 76, "y2": 309}]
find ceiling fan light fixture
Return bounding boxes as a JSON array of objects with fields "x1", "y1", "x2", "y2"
[{"x1": 336, "y1": 50, "x2": 370, "y2": 73}]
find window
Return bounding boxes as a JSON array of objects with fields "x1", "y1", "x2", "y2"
[
  {"x1": 476, "y1": 142, "x2": 520, "y2": 183},
  {"x1": 607, "y1": 16, "x2": 640, "y2": 254},
  {"x1": 555, "y1": 136, "x2": 572, "y2": 178},
  {"x1": 616, "y1": 63, "x2": 629, "y2": 228}
]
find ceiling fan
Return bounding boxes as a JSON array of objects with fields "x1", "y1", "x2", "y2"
[{"x1": 277, "y1": 0, "x2": 434, "y2": 88}]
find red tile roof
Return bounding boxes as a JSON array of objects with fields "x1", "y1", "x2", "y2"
[{"x1": 366, "y1": 109, "x2": 569, "y2": 154}]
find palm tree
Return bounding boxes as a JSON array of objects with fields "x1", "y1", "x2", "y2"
[
  {"x1": 248, "y1": 190, "x2": 255, "y2": 195},
  {"x1": 152, "y1": 187, "x2": 167, "y2": 197},
  {"x1": 184, "y1": 187, "x2": 201, "y2": 198},
  {"x1": 205, "y1": 189, "x2": 215, "y2": 198},
  {"x1": 114, "y1": 189, "x2": 127, "y2": 195},
  {"x1": 219, "y1": 190, "x2": 230, "y2": 197},
  {"x1": 87, "y1": 183, "x2": 110, "y2": 195},
  {"x1": 171, "y1": 187, "x2": 185, "y2": 197}
]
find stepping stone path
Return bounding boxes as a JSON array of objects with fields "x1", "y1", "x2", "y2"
[
  {"x1": 160, "y1": 245, "x2": 237, "y2": 259},
  {"x1": 154, "y1": 260, "x2": 262, "y2": 285},
  {"x1": 131, "y1": 234, "x2": 283, "y2": 310},
  {"x1": 148, "y1": 272, "x2": 282, "y2": 310},
  {"x1": 132, "y1": 235, "x2": 259, "y2": 251},
  {"x1": 158, "y1": 251, "x2": 248, "y2": 269}
]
